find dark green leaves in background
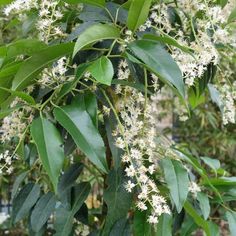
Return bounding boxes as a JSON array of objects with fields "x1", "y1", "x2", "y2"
[{"x1": 12, "y1": 183, "x2": 40, "y2": 224}]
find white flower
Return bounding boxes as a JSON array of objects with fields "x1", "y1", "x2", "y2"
[
  {"x1": 189, "y1": 181, "x2": 201, "y2": 196},
  {"x1": 147, "y1": 215, "x2": 158, "y2": 224},
  {"x1": 125, "y1": 165, "x2": 136, "y2": 177},
  {"x1": 125, "y1": 180, "x2": 135, "y2": 192},
  {"x1": 137, "y1": 201, "x2": 147, "y2": 211}
]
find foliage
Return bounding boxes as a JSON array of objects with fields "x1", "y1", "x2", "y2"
[{"x1": 0, "y1": 0, "x2": 236, "y2": 235}]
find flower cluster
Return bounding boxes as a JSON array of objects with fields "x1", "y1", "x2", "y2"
[
  {"x1": 188, "y1": 181, "x2": 201, "y2": 198},
  {"x1": 112, "y1": 83, "x2": 183, "y2": 223},
  {"x1": 3, "y1": 0, "x2": 66, "y2": 42},
  {"x1": 39, "y1": 56, "x2": 73, "y2": 87},
  {"x1": 139, "y1": 1, "x2": 235, "y2": 88},
  {"x1": 1, "y1": 98, "x2": 33, "y2": 142},
  {"x1": 3, "y1": 0, "x2": 37, "y2": 17},
  {"x1": 37, "y1": 0, "x2": 65, "y2": 42},
  {"x1": 117, "y1": 60, "x2": 130, "y2": 80},
  {"x1": 218, "y1": 83, "x2": 236, "y2": 125},
  {"x1": 0, "y1": 150, "x2": 17, "y2": 175}
]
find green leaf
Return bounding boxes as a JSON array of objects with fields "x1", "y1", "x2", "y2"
[
  {"x1": 12, "y1": 183, "x2": 40, "y2": 224},
  {"x1": 127, "y1": 0, "x2": 152, "y2": 32},
  {"x1": 5, "y1": 39, "x2": 46, "y2": 60},
  {"x1": 197, "y1": 192, "x2": 210, "y2": 220},
  {"x1": 208, "y1": 222, "x2": 220, "y2": 236},
  {"x1": 58, "y1": 163, "x2": 84, "y2": 206},
  {"x1": 102, "y1": 169, "x2": 132, "y2": 235},
  {"x1": 77, "y1": 91, "x2": 98, "y2": 127},
  {"x1": 161, "y1": 159, "x2": 189, "y2": 213},
  {"x1": 188, "y1": 87, "x2": 205, "y2": 109},
  {"x1": 228, "y1": 7, "x2": 236, "y2": 23},
  {"x1": 0, "y1": 0, "x2": 13, "y2": 5},
  {"x1": 11, "y1": 171, "x2": 29, "y2": 201},
  {"x1": 133, "y1": 210, "x2": 151, "y2": 236},
  {"x1": 63, "y1": 0, "x2": 105, "y2": 7},
  {"x1": 0, "y1": 62, "x2": 22, "y2": 103},
  {"x1": 88, "y1": 56, "x2": 114, "y2": 85},
  {"x1": 180, "y1": 216, "x2": 197, "y2": 236},
  {"x1": 226, "y1": 211, "x2": 236, "y2": 236},
  {"x1": 208, "y1": 84, "x2": 223, "y2": 112},
  {"x1": 54, "y1": 95, "x2": 108, "y2": 173},
  {"x1": 73, "y1": 24, "x2": 120, "y2": 57},
  {"x1": 128, "y1": 40, "x2": 185, "y2": 98},
  {"x1": 176, "y1": 149, "x2": 223, "y2": 202},
  {"x1": 110, "y1": 218, "x2": 131, "y2": 236},
  {"x1": 31, "y1": 192, "x2": 57, "y2": 232},
  {"x1": 0, "y1": 87, "x2": 35, "y2": 105},
  {"x1": 12, "y1": 42, "x2": 74, "y2": 90},
  {"x1": 31, "y1": 117, "x2": 65, "y2": 192},
  {"x1": 184, "y1": 201, "x2": 210, "y2": 236},
  {"x1": 156, "y1": 214, "x2": 172, "y2": 236},
  {"x1": 54, "y1": 182, "x2": 91, "y2": 236},
  {"x1": 142, "y1": 34, "x2": 193, "y2": 54},
  {"x1": 200, "y1": 156, "x2": 220, "y2": 172}
]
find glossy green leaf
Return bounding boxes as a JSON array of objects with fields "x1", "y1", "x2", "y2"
[
  {"x1": 142, "y1": 34, "x2": 193, "y2": 54},
  {"x1": 180, "y1": 216, "x2": 197, "y2": 236},
  {"x1": 73, "y1": 24, "x2": 120, "y2": 57},
  {"x1": 77, "y1": 91, "x2": 98, "y2": 127},
  {"x1": 0, "y1": 87, "x2": 35, "y2": 105},
  {"x1": 161, "y1": 159, "x2": 189, "y2": 212},
  {"x1": 54, "y1": 182, "x2": 91, "y2": 236},
  {"x1": 133, "y1": 210, "x2": 151, "y2": 236},
  {"x1": 11, "y1": 171, "x2": 29, "y2": 201},
  {"x1": 63, "y1": 0, "x2": 105, "y2": 7},
  {"x1": 127, "y1": 0, "x2": 152, "y2": 32},
  {"x1": 58, "y1": 163, "x2": 84, "y2": 206},
  {"x1": 226, "y1": 211, "x2": 236, "y2": 236},
  {"x1": 12, "y1": 183, "x2": 40, "y2": 224},
  {"x1": 31, "y1": 192, "x2": 57, "y2": 232},
  {"x1": 197, "y1": 192, "x2": 210, "y2": 220},
  {"x1": 5, "y1": 39, "x2": 46, "y2": 60},
  {"x1": 0, "y1": 63, "x2": 22, "y2": 103},
  {"x1": 128, "y1": 40, "x2": 185, "y2": 98},
  {"x1": 208, "y1": 222, "x2": 220, "y2": 236},
  {"x1": 184, "y1": 201, "x2": 210, "y2": 236},
  {"x1": 31, "y1": 117, "x2": 65, "y2": 192},
  {"x1": 109, "y1": 218, "x2": 131, "y2": 236},
  {"x1": 156, "y1": 214, "x2": 172, "y2": 236},
  {"x1": 88, "y1": 56, "x2": 114, "y2": 85},
  {"x1": 12, "y1": 42, "x2": 74, "y2": 90},
  {"x1": 200, "y1": 156, "x2": 220, "y2": 172},
  {"x1": 102, "y1": 169, "x2": 132, "y2": 235},
  {"x1": 54, "y1": 96, "x2": 108, "y2": 173}
]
